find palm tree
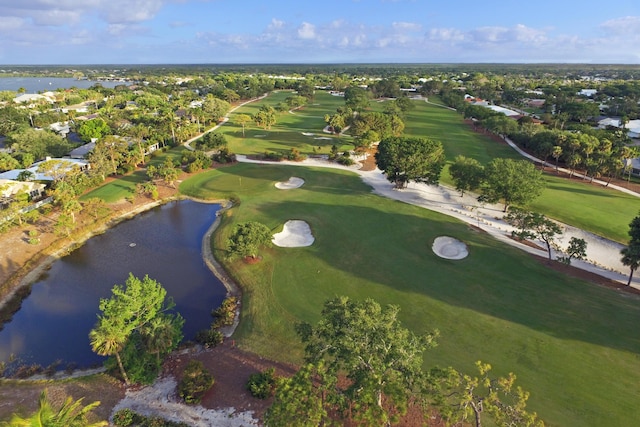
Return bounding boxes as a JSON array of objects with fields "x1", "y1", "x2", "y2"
[
  {"x1": 89, "y1": 321, "x2": 130, "y2": 385},
  {"x1": 621, "y1": 245, "x2": 640, "y2": 286},
  {"x1": 2, "y1": 390, "x2": 107, "y2": 427}
]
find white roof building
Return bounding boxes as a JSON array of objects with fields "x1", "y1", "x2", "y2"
[
  {"x1": 0, "y1": 179, "x2": 46, "y2": 199},
  {"x1": 13, "y1": 93, "x2": 55, "y2": 104},
  {"x1": 0, "y1": 158, "x2": 90, "y2": 181}
]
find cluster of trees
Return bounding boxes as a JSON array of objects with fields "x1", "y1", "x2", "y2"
[
  {"x1": 89, "y1": 274, "x2": 184, "y2": 385},
  {"x1": 265, "y1": 297, "x2": 543, "y2": 427},
  {"x1": 374, "y1": 137, "x2": 545, "y2": 213},
  {"x1": 510, "y1": 128, "x2": 636, "y2": 183},
  {"x1": 324, "y1": 83, "x2": 413, "y2": 151}
]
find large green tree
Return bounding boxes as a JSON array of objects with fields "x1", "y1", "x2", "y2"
[
  {"x1": 375, "y1": 136, "x2": 445, "y2": 188},
  {"x1": 227, "y1": 221, "x2": 273, "y2": 260},
  {"x1": 480, "y1": 158, "x2": 544, "y2": 212},
  {"x1": 77, "y1": 118, "x2": 111, "y2": 142},
  {"x1": 282, "y1": 297, "x2": 437, "y2": 426},
  {"x1": 89, "y1": 274, "x2": 183, "y2": 385},
  {"x1": 253, "y1": 105, "x2": 277, "y2": 130},
  {"x1": 449, "y1": 155, "x2": 484, "y2": 196}
]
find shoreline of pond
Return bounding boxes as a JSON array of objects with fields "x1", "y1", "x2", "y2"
[{"x1": 0, "y1": 195, "x2": 240, "y2": 335}]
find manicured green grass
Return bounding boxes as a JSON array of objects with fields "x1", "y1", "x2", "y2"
[
  {"x1": 533, "y1": 175, "x2": 640, "y2": 243},
  {"x1": 80, "y1": 148, "x2": 186, "y2": 203},
  {"x1": 403, "y1": 99, "x2": 519, "y2": 163},
  {"x1": 219, "y1": 91, "x2": 353, "y2": 156},
  {"x1": 180, "y1": 163, "x2": 640, "y2": 427}
]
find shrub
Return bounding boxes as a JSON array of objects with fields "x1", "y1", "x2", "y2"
[
  {"x1": 286, "y1": 148, "x2": 307, "y2": 162},
  {"x1": 262, "y1": 151, "x2": 283, "y2": 161},
  {"x1": 178, "y1": 360, "x2": 214, "y2": 404},
  {"x1": 194, "y1": 329, "x2": 224, "y2": 348},
  {"x1": 211, "y1": 296, "x2": 238, "y2": 328},
  {"x1": 212, "y1": 146, "x2": 236, "y2": 164},
  {"x1": 337, "y1": 154, "x2": 355, "y2": 166},
  {"x1": 113, "y1": 408, "x2": 139, "y2": 427},
  {"x1": 246, "y1": 367, "x2": 277, "y2": 399},
  {"x1": 28, "y1": 238, "x2": 40, "y2": 245}
]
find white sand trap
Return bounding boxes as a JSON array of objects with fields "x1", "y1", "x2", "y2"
[
  {"x1": 272, "y1": 220, "x2": 315, "y2": 247},
  {"x1": 275, "y1": 176, "x2": 304, "y2": 190},
  {"x1": 314, "y1": 136, "x2": 333, "y2": 140},
  {"x1": 302, "y1": 132, "x2": 314, "y2": 136},
  {"x1": 432, "y1": 236, "x2": 468, "y2": 260}
]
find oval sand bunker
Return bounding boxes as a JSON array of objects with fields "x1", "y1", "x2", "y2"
[
  {"x1": 432, "y1": 236, "x2": 468, "y2": 260},
  {"x1": 272, "y1": 220, "x2": 315, "y2": 247},
  {"x1": 275, "y1": 177, "x2": 304, "y2": 190}
]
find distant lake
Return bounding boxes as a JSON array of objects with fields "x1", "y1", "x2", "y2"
[
  {"x1": 0, "y1": 200, "x2": 226, "y2": 372},
  {"x1": 0, "y1": 77, "x2": 131, "y2": 93}
]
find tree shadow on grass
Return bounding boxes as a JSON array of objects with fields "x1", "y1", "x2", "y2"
[{"x1": 236, "y1": 197, "x2": 640, "y2": 357}]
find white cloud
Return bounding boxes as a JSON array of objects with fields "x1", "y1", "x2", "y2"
[
  {"x1": 392, "y1": 21, "x2": 421, "y2": 32},
  {"x1": 297, "y1": 22, "x2": 316, "y2": 39},
  {"x1": 268, "y1": 18, "x2": 284, "y2": 29},
  {"x1": 600, "y1": 16, "x2": 640, "y2": 35},
  {"x1": 428, "y1": 28, "x2": 465, "y2": 42}
]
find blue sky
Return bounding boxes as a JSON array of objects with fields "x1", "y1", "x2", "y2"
[{"x1": 0, "y1": 0, "x2": 639, "y2": 64}]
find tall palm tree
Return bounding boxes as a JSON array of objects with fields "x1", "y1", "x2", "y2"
[
  {"x1": 2, "y1": 390, "x2": 107, "y2": 427},
  {"x1": 89, "y1": 321, "x2": 130, "y2": 385},
  {"x1": 621, "y1": 245, "x2": 640, "y2": 286}
]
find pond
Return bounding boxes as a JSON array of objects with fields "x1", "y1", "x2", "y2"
[{"x1": 0, "y1": 200, "x2": 226, "y2": 372}]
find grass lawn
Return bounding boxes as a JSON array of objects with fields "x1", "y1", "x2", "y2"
[
  {"x1": 533, "y1": 174, "x2": 640, "y2": 243},
  {"x1": 80, "y1": 147, "x2": 187, "y2": 203},
  {"x1": 180, "y1": 162, "x2": 640, "y2": 427},
  {"x1": 219, "y1": 91, "x2": 353, "y2": 156}
]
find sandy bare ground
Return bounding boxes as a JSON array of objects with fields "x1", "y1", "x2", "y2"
[
  {"x1": 274, "y1": 176, "x2": 304, "y2": 190},
  {"x1": 112, "y1": 376, "x2": 259, "y2": 427},
  {"x1": 432, "y1": 236, "x2": 469, "y2": 260},
  {"x1": 271, "y1": 220, "x2": 314, "y2": 247}
]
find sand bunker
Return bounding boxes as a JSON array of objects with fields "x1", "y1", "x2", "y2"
[
  {"x1": 302, "y1": 132, "x2": 314, "y2": 136},
  {"x1": 432, "y1": 236, "x2": 468, "y2": 260},
  {"x1": 272, "y1": 220, "x2": 315, "y2": 247},
  {"x1": 275, "y1": 177, "x2": 304, "y2": 190}
]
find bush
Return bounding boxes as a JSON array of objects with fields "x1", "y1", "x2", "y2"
[
  {"x1": 286, "y1": 148, "x2": 307, "y2": 162},
  {"x1": 212, "y1": 146, "x2": 236, "y2": 164},
  {"x1": 113, "y1": 408, "x2": 139, "y2": 427},
  {"x1": 211, "y1": 296, "x2": 238, "y2": 328},
  {"x1": 262, "y1": 151, "x2": 283, "y2": 161},
  {"x1": 246, "y1": 367, "x2": 277, "y2": 399},
  {"x1": 113, "y1": 408, "x2": 189, "y2": 427},
  {"x1": 336, "y1": 154, "x2": 355, "y2": 166},
  {"x1": 178, "y1": 360, "x2": 214, "y2": 404},
  {"x1": 194, "y1": 329, "x2": 224, "y2": 348}
]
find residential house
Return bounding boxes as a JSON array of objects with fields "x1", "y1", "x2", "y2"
[
  {"x1": 0, "y1": 179, "x2": 46, "y2": 203},
  {"x1": 0, "y1": 158, "x2": 90, "y2": 182}
]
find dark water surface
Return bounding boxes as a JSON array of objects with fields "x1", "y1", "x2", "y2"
[{"x1": 0, "y1": 200, "x2": 225, "y2": 370}]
